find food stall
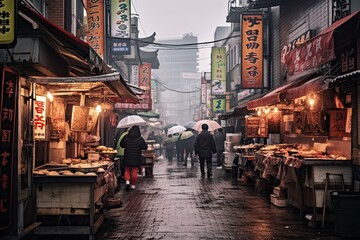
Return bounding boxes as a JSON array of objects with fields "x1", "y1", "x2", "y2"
[
  {"x1": 141, "y1": 140, "x2": 156, "y2": 177},
  {"x1": 229, "y1": 76, "x2": 355, "y2": 226}
]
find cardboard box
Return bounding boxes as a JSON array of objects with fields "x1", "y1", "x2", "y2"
[{"x1": 270, "y1": 194, "x2": 288, "y2": 207}]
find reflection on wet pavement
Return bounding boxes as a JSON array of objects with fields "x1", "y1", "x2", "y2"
[{"x1": 96, "y1": 158, "x2": 340, "y2": 240}]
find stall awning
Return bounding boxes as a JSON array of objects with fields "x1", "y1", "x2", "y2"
[
  {"x1": 220, "y1": 93, "x2": 260, "y2": 120},
  {"x1": 29, "y1": 73, "x2": 140, "y2": 103},
  {"x1": 285, "y1": 10, "x2": 360, "y2": 77},
  {"x1": 247, "y1": 80, "x2": 308, "y2": 109},
  {"x1": 283, "y1": 76, "x2": 330, "y2": 101}
]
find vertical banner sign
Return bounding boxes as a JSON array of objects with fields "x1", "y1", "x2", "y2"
[
  {"x1": 212, "y1": 98, "x2": 226, "y2": 113},
  {"x1": 201, "y1": 76, "x2": 207, "y2": 104},
  {"x1": 0, "y1": 66, "x2": 18, "y2": 230},
  {"x1": 110, "y1": 0, "x2": 131, "y2": 38},
  {"x1": 33, "y1": 96, "x2": 47, "y2": 140},
  {"x1": 211, "y1": 47, "x2": 226, "y2": 95},
  {"x1": 138, "y1": 63, "x2": 152, "y2": 110},
  {"x1": 0, "y1": 0, "x2": 16, "y2": 48},
  {"x1": 241, "y1": 13, "x2": 263, "y2": 89},
  {"x1": 86, "y1": 0, "x2": 105, "y2": 59},
  {"x1": 130, "y1": 65, "x2": 139, "y2": 86}
]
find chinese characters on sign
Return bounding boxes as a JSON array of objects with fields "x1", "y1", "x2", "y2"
[
  {"x1": 0, "y1": 0, "x2": 16, "y2": 48},
  {"x1": 110, "y1": 38, "x2": 131, "y2": 55},
  {"x1": 33, "y1": 96, "x2": 46, "y2": 139},
  {"x1": 211, "y1": 47, "x2": 226, "y2": 95},
  {"x1": 86, "y1": 0, "x2": 105, "y2": 58},
  {"x1": 285, "y1": 31, "x2": 335, "y2": 76},
  {"x1": 241, "y1": 14, "x2": 263, "y2": 89},
  {"x1": 0, "y1": 66, "x2": 18, "y2": 230},
  {"x1": 115, "y1": 63, "x2": 152, "y2": 110},
  {"x1": 110, "y1": 0, "x2": 131, "y2": 38},
  {"x1": 332, "y1": 0, "x2": 350, "y2": 23}
]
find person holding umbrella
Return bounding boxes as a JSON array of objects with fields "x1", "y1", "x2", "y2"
[
  {"x1": 120, "y1": 125, "x2": 148, "y2": 191},
  {"x1": 164, "y1": 134, "x2": 175, "y2": 161},
  {"x1": 182, "y1": 130, "x2": 195, "y2": 166},
  {"x1": 194, "y1": 124, "x2": 217, "y2": 178}
]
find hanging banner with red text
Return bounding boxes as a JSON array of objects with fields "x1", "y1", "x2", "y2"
[
  {"x1": 33, "y1": 95, "x2": 47, "y2": 140},
  {"x1": 0, "y1": 66, "x2": 18, "y2": 230},
  {"x1": 241, "y1": 13, "x2": 263, "y2": 89}
]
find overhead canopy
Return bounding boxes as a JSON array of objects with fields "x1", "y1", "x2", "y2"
[
  {"x1": 29, "y1": 73, "x2": 140, "y2": 103},
  {"x1": 7, "y1": 3, "x2": 139, "y2": 103},
  {"x1": 247, "y1": 80, "x2": 308, "y2": 109},
  {"x1": 285, "y1": 10, "x2": 360, "y2": 78},
  {"x1": 220, "y1": 93, "x2": 260, "y2": 120},
  {"x1": 283, "y1": 76, "x2": 330, "y2": 101}
]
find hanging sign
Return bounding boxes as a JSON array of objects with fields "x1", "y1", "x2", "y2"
[
  {"x1": 212, "y1": 98, "x2": 226, "y2": 113},
  {"x1": 0, "y1": 66, "x2": 18, "y2": 230},
  {"x1": 211, "y1": 47, "x2": 226, "y2": 95},
  {"x1": 86, "y1": 0, "x2": 105, "y2": 59},
  {"x1": 0, "y1": 0, "x2": 16, "y2": 48},
  {"x1": 241, "y1": 13, "x2": 263, "y2": 89},
  {"x1": 33, "y1": 95, "x2": 47, "y2": 139},
  {"x1": 110, "y1": 0, "x2": 131, "y2": 38}
]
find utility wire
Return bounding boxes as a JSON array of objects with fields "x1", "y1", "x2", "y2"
[
  {"x1": 152, "y1": 79, "x2": 200, "y2": 94},
  {"x1": 131, "y1": 1, "x2": 147, "y2": 35}
]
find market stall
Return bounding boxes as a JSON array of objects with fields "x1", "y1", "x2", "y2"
[{"x1": 33, "y1": 160, "x2": 114, "y2": 239}]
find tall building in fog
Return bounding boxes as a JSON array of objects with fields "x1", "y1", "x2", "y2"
[{"x1": 153, "y1": 33, "x2": 200, "y2": 125}]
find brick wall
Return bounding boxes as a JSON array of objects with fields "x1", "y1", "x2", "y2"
[{"x1": 47, "y1": 0, "x2": 65, "y2": 29}]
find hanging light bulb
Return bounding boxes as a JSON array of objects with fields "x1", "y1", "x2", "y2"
[
  {"x1": 274, "y1": 107, "x2": 278, "y2": 113},
  {"x1": 96, "y1": 104, "x2": 102, "y2": 112},
  {"x1": 264, "y1": 108, "x2": 270, "y2": 114},
  {"x1": 308, "y1": 95, "x2": 315, "y2": 107},
  {"x1": 47, "y1": 92, "x2": 53, "y2": 102},
  {"x1": 257, "y1": 109, "x2": 262, "y2": 116}
]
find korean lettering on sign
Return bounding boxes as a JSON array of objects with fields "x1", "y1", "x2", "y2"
[
  {"x1": 110, "y1": 0, "x2": 131, "y2": 38},
  {"x1": 241, "y1": 14, "x2": 263, "y2": 89},
  {"x1": 0, "y1": 0, "x2": 16, "y2": 48},
  {"x1": 33, "y1": 96, "x2": 47, "y2": 139},
  {"x1": 86, "y1": 0, "x2": 105, "y2": 59},
  {"x1": 0, "y1": 66, "x2": 18, "y2": 230}
]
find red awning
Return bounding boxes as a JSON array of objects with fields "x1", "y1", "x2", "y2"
[
  {"x1": 285, "y1": 10, "x2": 360, "y2": 77},
  {"x1": 247, "y1": 80, "x2": 307, "y2": 109},
  {"x1": 283, "y1": 76, "x2": 329, "y2": 101}
]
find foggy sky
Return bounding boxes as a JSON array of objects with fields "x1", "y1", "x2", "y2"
[{"x1": 132, "y1": 0, "x2": 230, "y2": 72}]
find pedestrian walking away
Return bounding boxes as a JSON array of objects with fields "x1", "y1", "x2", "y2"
[
  {"x1": 194, "y1": 123, "x2": 216, "y2": 178},
  {"x1": 164, "y1": 134, "x2": 175, "y2": 161},
  {"x1": 120, "y1": 125, "x2": 148, "y2": 191},
  {"x1": 214, "y1": 128, "x2": 226, "y2": 169},
  {"x1": 183, "y1": 130, "x2": 195, "y2": 166}
]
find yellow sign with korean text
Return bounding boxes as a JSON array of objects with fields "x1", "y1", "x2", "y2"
[
  {"x1": 0, "y1": 0, "x2": 16, "y2": 47},
  {"x1": 241, "y1": 13, "x2": 263, "y2": 89},
  {"x1": 211, "y1": 47, "x2": 226, "y2": 95},
  {"x1": 212, "y1": 98, "x2": 225, "y2": 113}
]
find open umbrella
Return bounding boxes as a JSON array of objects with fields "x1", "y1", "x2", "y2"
[
  {"x1": 180, "y1": 130, "x2": 194, "y2": 140},
  {"x1": 192, "y1": 119, "x2": 221, "y2": 132},
  {"x1": 184, "y1": 121, "x2": 196, "y2": 129},
  {"x1": 167, "y1": 125, "x2": 186, "y2": 135},
  {"x1": 117, "y1": 115, "x2": 146, "y2": 128},
  {"x1": 163, "y1": 123, "x2": 177, "y2": 131}
]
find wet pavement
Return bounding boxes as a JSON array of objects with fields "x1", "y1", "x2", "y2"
[{"x1": 95, "y1": 157, "x2": 342, "y2": 240}]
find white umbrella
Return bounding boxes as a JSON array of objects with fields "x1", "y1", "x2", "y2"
[
  {"x1": 117, "y1": 115, "x2": 146, "y2": 128},
  {"x1": 167, "y1": 125, "x2": 186, "y2": 135},
  {"x1": 192, "y1": 119, "x2": 221, "y2": 132}
]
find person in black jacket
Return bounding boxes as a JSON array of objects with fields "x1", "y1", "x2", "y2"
[
  {"x1": 120, "y1": 125, "x2": 148, "y2": 191},
  {"x1": 194, "y1": 124, "x2": 217, "y2": 178}
]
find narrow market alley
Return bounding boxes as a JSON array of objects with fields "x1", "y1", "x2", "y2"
[{"x1": 95, "y1": 158, "x2": 340, "y2": 240}]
